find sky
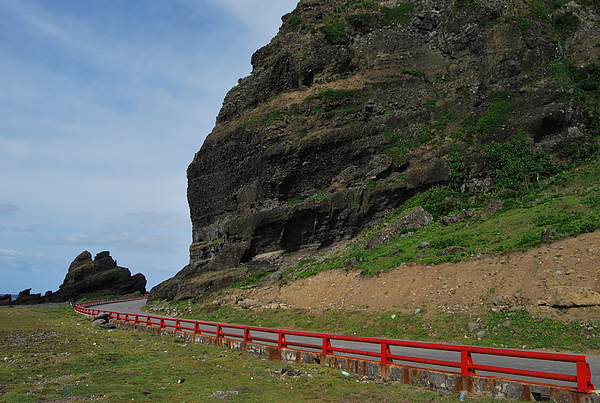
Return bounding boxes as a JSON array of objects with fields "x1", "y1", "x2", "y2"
[{"x1": 0, "y1": 0, "x2": 299, "y2": 295}]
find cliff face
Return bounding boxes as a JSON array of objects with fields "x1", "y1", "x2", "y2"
[{"x1": 150, "y1": 0, "x2": 600, "y2": 301}]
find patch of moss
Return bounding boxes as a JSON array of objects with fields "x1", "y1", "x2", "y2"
[
  {"x1": 320, "y1": 21, "x2": 348, "y2": 43},
  {"x1": 381, "y1": 3, "x2": 415, "y2": 26}
]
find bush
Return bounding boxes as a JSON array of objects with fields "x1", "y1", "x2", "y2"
[
  {"x1": 380, "y1": 3, "x2": 415, "y2": 26},
  {"x1": 485, "y1": 133, "x2": 554, "y2": 189},
  {"x1": 320, "y1": 21, "x2": 348, "y2": 43}
]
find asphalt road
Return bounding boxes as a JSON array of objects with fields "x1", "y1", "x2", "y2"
[{"x1": 93, "y1": 298, "x2": 600, "y2": 389}]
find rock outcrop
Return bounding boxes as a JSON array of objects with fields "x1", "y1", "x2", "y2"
[
  {"x1": 150, "y1": 0, "x2": 600, "y2": 301},
  {"x1": 13, "y1": 289, "x2": 44, "y2": 305},
  {"x1": 546, "y1": 286, "x2": 600, "y2": 308},
  {"x1": 48, "y1": 251, "x2": 147, "y2": 302}
]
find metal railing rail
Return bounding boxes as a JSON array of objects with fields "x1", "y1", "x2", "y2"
[{"x1": 74, "y1": 298, "x2": 595, "y2": 393}]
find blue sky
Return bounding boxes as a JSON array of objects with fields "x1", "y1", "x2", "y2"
[{"x1": 0, "y1": 0, "x2": 298, "y2": 294}]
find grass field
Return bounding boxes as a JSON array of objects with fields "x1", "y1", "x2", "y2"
[{"x1": 0, "y1": 305, "x2": 526, "y2": 402}]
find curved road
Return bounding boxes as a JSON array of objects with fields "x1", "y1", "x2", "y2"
[{"x1": 94, "y1": 298, "x2": 600, "y2": 389}]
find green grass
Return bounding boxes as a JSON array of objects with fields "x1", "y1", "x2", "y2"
[{"x1": 0, "y1": 306, "x2": 523, "y2": 402}]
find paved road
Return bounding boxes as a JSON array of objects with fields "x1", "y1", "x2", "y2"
[{"x1": 93, "y1": 298, "x2": 600, "y2": 389}]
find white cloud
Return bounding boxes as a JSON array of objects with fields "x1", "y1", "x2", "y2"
[{"x1": 0, "y1": 249, "x2": 23, "y2": 257}]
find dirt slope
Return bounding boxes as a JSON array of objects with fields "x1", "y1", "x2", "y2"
[{"x1": 232, "y1": 231, "x2": 600, "y2": 322}]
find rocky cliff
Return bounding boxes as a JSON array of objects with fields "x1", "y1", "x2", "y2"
[
  {"x1": 48, "y1": 251, "x2": 147, "y2": 302},
  {"x1": 150, "y1": 0, "x2": 600, "y2": 301}
]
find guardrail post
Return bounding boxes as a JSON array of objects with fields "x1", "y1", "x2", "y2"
[
  {"x1": 278, "y1": 332, "x2": 287, "y2": 349},
  {"x1": 380, "y1": 342, "x2": 392, "y2": 365},
  {"x1": 243, "y1": 328, "x2": 250, "y2": 343},
  {"x1": 460, "y1": 350, "x2": 476, "y2": 377},
  {"x1": 194, "y1": 322, "x2": 201, "y2": 336},
  {"x1": 576, "y1": 361, "x2": 594, "y2": 392},
  {"x1": 216, "y1": 325, "x2": 224, "y2": 340},
  {"x1": 322, "y1": 337, "x2": 332, "y2": 356}
]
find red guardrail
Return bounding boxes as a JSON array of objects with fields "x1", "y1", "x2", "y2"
[{"x1": 74, "y1": 298, "x2": 595, "y2": 393}]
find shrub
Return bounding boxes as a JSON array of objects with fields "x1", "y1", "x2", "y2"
[
  {"x1": 552, "y1": 12, "x2": 581, "y2": 40},
  {"x1": 287, "y1": 195, "x2": 303, "y2": 206},
  {"x1": 320, "y1": 21, "x2": 348, "y2": 43},
  {"x1": 381, "y1": 3, "x2": 415, "y2": 26},
  {"x1": 401, "y1": 186, "x2": 465, "y2": 219},
  {"x1": 447, "y1": 145, "x2": 464, "y2": 186},
  {"x1": 559, "y1": 141, "x2": 599, "y2": 163},
  {"x1": 485, "y1": 133, "x2": 554, "y2": 189}
]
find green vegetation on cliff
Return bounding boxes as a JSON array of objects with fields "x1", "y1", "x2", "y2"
[{"x1": 289, "y1": 152, "x2": 600, "y2": 279}]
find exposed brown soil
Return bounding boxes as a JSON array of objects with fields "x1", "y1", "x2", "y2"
[{"x1": 229, "y1": 231, "x2": 600, "y2": 323}]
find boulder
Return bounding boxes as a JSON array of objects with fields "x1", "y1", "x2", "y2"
[
  {"x1": 239, "y1": 299, "x2": 261, "y2": 309},
  {"x1": 546, "y1": 286, "x2": 600, "y2": 308},
  {"x1": 492, "y1": 293, "x2": 532, "y2": 307},
  {"x1": 92, "y1": 319, "x2": 107, "y2": 327},
  {"x1": 94, "y1": 313, "x2": 111, "y2": 321},
  {"x1": 541, "y1": 228, "x2": 558, "y2": 243},
  {"x1": 0, "y1": 294, "x2": 12, "y2": 306}
]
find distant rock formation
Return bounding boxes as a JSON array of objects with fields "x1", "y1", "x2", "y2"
[
  {"x1": 0, "y1": 251, "x2": 147, "y2": 305},
  {"x1": 14, "y1": 289, "x2": 44, "y2": 305},
  {"x1": 47, "y1": 251, "x2": 147, "y2": 302}
]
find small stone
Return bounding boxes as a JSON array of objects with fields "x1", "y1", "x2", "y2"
[
  {"x1": 91, "y1": 319, "x2": 107, "y2": 327},
  {"x1": 476, "y1": 330, "x2": 486, "y2": 339},
  {"x1": 281, "y1": 366, "x2": 302, "y2": 376},
  {"x1": 467, "y1": 322, "x2": 479, "y2": 332}
]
